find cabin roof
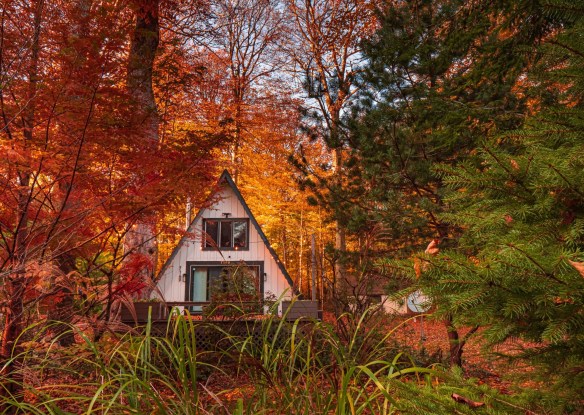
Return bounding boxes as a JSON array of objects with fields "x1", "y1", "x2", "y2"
[{"x1": 157, "y1": 170, "x2": 294, "y2": 289}]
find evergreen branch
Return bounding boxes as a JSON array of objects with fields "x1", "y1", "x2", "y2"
[
  {"x1": 390, "y1": 132, "x2": 447, "y2": 236},
  {"x1": 462, "y1": 325, "x2": 479, "y2": 344},
  {"x1": 524, "y1": 155, "x2": 534, "y2": 177},
  {"x1": 547, "y1": 163, "x2": 584, "y2": 198},
  {"x1": 440, "y1": 162, "x2": 534, "y2": 203},
  {"x1": 490, "y1": 395, "x2": 545, "y2": 415},
  {"x1": 548, "y1": 40, "x2": 584, "y2": 60},
  {"x1": 482, "y1": 145, "x2": 531, "y2": 194},
  {"x1": 506, "y1": 243, "x2": 566, "y2": 285}
]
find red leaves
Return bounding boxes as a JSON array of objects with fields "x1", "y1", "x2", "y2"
[
  {"x1": 115, "y1": 278, "x2": 147, "y2": 297},
  {"x1": 120, "y1": 253, "x2": 153, "y2": 279},
  {"x1": 115, "y1": 253, "x2": 153, "y2": 296}
]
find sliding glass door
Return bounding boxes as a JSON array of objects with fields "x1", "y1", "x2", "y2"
[
  {"x1": 189, "y1": 268, "x2": 208, "y2": 312},
  {"x1": 186, "y1": 263, "x2": 262, "y2": 313}
]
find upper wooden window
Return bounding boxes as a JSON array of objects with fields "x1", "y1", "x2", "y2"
[{"x1": 203, "y1": 219, "x2": 249, "y2": 250}]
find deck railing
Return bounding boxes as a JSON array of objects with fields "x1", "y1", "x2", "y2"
[{"x1": 120, "y1": 300, "x2": 320, "y2": 324}]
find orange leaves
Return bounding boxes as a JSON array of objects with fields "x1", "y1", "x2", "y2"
[
  {"x1": 414, "y1": 239, "x2": 441, "y2": 278},
  {"x1": 414, "y1": 258, "x2": 423, "y2": 278},
  {"x1": 424, "y1": 238, "x2": 441, "y2": 255},
  {"x1": 568, "y1": 260, "x2": 584, "y2": 279},
  {"x1": 451, "y1": 393, "x2": 485, "y2": 408},
  {"x1": 0, "y1": 145, "x2": 29, "y2": 166}
]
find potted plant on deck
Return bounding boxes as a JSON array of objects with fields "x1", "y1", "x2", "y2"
[{"x1": 203, "y1": 266, "x2": 264, "y2": 320}]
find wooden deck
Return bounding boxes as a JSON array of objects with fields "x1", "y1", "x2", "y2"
[
  {"x1": 120, "y1": 300, "x2": 321, "y2": 324},
  {"x1": 118, "y1": 301, "x2": 319, "y2": 350}
]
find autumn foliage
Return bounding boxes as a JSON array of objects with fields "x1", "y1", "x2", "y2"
[{"x1": 1, "y1": 0, "x2": 583, "y2": 412}]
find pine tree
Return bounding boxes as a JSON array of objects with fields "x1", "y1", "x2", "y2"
[
  {"x1": 420, "y1": 0, "x2": 584, "y2": 402},
  {"x1": 346, "y1": 0, "x2": 562, "y2": 365},
  {"x1": 347, "y1": 0, "x2": 557, "y2": 245}
]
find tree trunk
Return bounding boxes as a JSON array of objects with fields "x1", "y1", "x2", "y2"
[
  {"x1": 281, "y1": 214, "x2": 287, "y2": 267},
  {"x1": 126, "y1": 0, "x2": 160, "y2": 294},
  {"x1": 127, "y1": 0, "x2": 160, "y2": 142},
  {"x1": 231, "y1": 100, "x2": 242, "y2": 185},
  {"x1": 298, "y1": 209, "x2": 304, "y2": 293},
  {"x1": 445, "y1": 315, "x2": 463, "y2": 367},
  {"x1": 332, "y1": 136, "x2": 347, "y2": 297}
]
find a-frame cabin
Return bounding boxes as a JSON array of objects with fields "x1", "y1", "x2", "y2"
[{"x1": 156, "y1": 170, "x2": 294, "y2": 314}]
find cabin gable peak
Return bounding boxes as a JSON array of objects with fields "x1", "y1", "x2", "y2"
[{"x1": 156, "y1": 170, "x2": 294, "y2": 303}]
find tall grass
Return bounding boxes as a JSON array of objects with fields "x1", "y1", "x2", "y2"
[{"x1": 0, "y1": 305, "x2": 541, "y2": 414}]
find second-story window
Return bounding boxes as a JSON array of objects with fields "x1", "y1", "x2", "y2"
[{"x1": 203, "y1": 219, "x2": 249, "y2": 249}]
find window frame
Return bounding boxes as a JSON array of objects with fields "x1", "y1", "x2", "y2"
[
  {"x1": 202, "y1": 218, "x2": 250, "y2": 250},
  {"x1": 185, "y1": 261, "x2": 265, "y2": 313}
]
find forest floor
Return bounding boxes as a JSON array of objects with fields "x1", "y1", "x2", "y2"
[
  {"x1": 195, "y1": 313, "x2": 542, "y2": 409},
  {"x1": 18, "y1": 312, "x2": 552, "y2": 413},
  {"x1": 386, "y1": 314, "x2": 539, "y2": 394}
]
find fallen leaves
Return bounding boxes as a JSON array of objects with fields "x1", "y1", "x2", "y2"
[{"x1": 451, "y1": 393, "x2": 485, "y2": 408}]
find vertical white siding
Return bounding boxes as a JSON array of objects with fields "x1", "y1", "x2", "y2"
[{"x1": 156, "y1": 184, "x2": 292, "y2": 309}]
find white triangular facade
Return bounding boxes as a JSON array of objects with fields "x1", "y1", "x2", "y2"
[{"x1": 156, "y1": 172, "x2": 293, "y2": 312}]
